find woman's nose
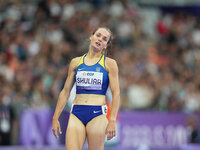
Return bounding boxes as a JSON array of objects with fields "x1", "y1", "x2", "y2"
[{"x1": 98, "y1": 39, "x2": 102, "y2": 42}]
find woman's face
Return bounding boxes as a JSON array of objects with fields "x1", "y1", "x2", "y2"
[{"x1": 90, "y1": 28, "x2": 111, "y2": 52}]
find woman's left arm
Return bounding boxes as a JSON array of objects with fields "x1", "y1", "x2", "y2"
[{"x1": 105, "y1": 58, "x2": 120, "y2": 140}]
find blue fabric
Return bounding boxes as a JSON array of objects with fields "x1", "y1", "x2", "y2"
[
  {"x1": 71, "y1": 105, "x2": 107, "y2": 126},
  {"x1": 75, "y1": 54, "x2": 109, "y2": 95}
]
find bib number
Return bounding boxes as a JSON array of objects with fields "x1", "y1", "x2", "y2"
[{"x1": 76, "y1": 71, "x2": 103, "y2": 90}]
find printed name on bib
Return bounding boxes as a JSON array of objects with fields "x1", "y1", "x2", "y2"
[{"x1": 76, "y1": 71, "x2": 103, "y2": 90}]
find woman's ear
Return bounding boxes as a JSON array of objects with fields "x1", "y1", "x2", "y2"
[
  {"x1": 104, "y1": 44, "x2": 108, "y2": 49},
  {"x1": 89, "y1": 34, "x2": 93, "y2": 41}
]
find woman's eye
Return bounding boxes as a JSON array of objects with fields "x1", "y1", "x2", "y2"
[{"x1": 103, "y1": 38, "x2": 107, "y2": 41}]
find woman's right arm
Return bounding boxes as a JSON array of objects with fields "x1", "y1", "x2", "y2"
[{"x1": 52, "y1": 57, "x2": 79, "y2": 139}]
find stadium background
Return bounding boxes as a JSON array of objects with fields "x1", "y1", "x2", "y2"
[{"x1": 0, "y1": 0, "x2": 200, "y2": 149}]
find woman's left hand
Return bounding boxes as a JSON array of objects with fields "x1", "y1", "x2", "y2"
[{"x1": 106, "y1": 120, "x2": 116, "y2": 140}]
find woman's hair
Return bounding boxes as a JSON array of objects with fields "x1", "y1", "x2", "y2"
[{"x1": 92, "y1": 27, "x2": 113, "y2": 55}]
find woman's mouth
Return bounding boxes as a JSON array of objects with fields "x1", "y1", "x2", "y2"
[{"x1": 95, "y1": 42, "x2": 101, "y2": 47}]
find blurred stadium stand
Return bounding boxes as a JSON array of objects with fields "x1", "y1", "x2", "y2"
[{"x1": 0, "y1": 0, "x2": 200, "y2": 149}]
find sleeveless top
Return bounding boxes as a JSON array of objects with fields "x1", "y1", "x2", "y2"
[{"x1": 75, "y1": 54, "x2": 109, "y2": 95}]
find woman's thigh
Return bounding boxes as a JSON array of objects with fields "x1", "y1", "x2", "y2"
[
  {"x1": 86, "y1": 115, "x2": 108, "y2": 150},
  {"x1": 66, "y1": 113, "x2": 86, "y2": 150}
]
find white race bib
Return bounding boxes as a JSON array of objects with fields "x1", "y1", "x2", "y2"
[{"x1": 76, "y1": 71, "x2": 103, "y2": 90}]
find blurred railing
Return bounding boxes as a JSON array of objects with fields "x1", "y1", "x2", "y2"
[
  {"x1": 0, "y1": 145, "x2": 200, "y2": 150},
  {"x1": 14, "y1": 108, "x2": 200, "y2": 150}
]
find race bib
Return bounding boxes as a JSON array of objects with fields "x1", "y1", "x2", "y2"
[{"x1": 76, "y1": 71, "x2": 103, "y2": 90}]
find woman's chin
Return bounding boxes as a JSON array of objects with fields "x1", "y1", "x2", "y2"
[{"x1": 92, "y1": 46, "x2": 102, "y2": 53}]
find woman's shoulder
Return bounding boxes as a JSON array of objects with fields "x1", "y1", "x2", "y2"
[
  {"x1": 71, "y1": 56, "x2": 82, "y2": 62},
  {"x1": 105, "y1": 56, "x2": 118, "y2": 71},
  {"x1": 105, "y1": 57, "x2": 117, "y2": 65},
  {"x1": 70, "y1": 56, "x2": 82, "y2": 67}
]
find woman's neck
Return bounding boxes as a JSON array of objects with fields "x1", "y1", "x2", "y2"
[{"x1": 87, "y1": 48, "x2": 102, "y2": 58}]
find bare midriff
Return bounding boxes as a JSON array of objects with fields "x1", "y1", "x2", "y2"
[{"x1": 73, "y1": 94, "x2": 106, "y2": 105}]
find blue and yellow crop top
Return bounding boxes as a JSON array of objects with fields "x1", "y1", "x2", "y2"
[{"x1": 75, "y1": 54, "x2": 109, "y2": 95}]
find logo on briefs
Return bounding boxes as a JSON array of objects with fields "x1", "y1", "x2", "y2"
[{"x1": 93, "y1": 110, "x2": 101, "y2": 113}]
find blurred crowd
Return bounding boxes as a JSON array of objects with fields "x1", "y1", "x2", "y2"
[{"x1": 0, "y1": 0, "x2": 200, "y2": 145}]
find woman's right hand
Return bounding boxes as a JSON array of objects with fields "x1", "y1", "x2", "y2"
[{"x1": 52, "y1": 119, "x2": 62, "y2": 139}]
